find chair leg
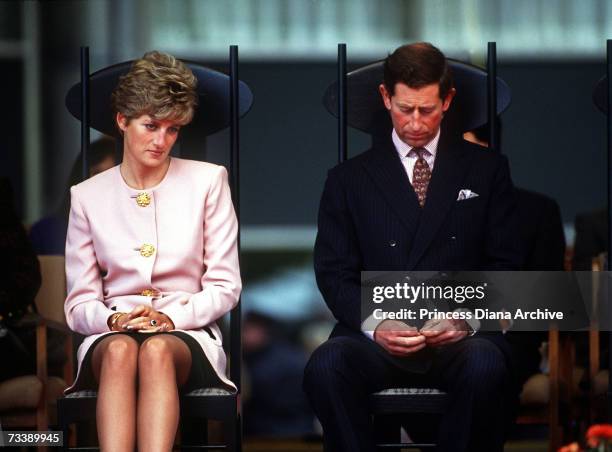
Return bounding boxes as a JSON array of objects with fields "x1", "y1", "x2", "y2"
[
  {"x1": 57, "y1": 403, "x2": 69, "y2": 451},
  {"x1": 180, "y1": 418, "x2": 208, "y2": 451},
  {"x1": 373, "y1": 415, "x2": 402, "y2": 452},
  {"x1": 223, "y1": 417, "x2": 239, "y2": 452},
  {"x1": 237, "y1": 415, "x2": 242, "y2": 452}
]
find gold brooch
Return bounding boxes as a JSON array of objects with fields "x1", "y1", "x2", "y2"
[
  {"x1": 136, "y1": 192, "x2": 151, "y2": 207},
  {"x1": 140, "y1": 244, "x2": 155, "y2": 257}
]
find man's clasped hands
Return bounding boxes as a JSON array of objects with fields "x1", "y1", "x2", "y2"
[{"x1": 374, "y1": 318, "x2": 469, "y2": 356}]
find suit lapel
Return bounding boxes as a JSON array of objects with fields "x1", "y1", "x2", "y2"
[
  {"x1": 406, "y1": 132, "x2": 471, "y2": 270},
  {"x1": 362, "y1": 138, "x2": 421, "y2": 238}
]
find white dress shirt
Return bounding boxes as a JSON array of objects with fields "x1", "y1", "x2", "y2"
[{"x1": 392, "y1": 127, "x2": 441, "y2": 183}]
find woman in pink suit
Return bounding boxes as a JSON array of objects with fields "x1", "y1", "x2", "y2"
[{"x1": 64, "y1": 51, "x2": 241, "y2": 451}]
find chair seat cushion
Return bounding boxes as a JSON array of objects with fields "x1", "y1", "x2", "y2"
[
  {"x1": 65, "y1": 389, "x2": 97, "y2": 398},
  {"x1": 184, "y1": 388, "x2": 234, "y2": 396},
  {"x1": 373, "y1": 388, "x2": 446, "y2": 396},
  {"x1": 64, "y1": 387, "x2": 233, "y2": 400},
  {"x1": 369, "y1": 388, "x2": 449, "y2": 414}
]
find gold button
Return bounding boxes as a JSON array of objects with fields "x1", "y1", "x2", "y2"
[
  {"x1": 136, "y1": 192, "x2": 151, "y2": 207},
  {"x1": 140, "y1": 244, "x2": 155, "y2": 257},
  {"x1": 141, "y1": 289, "x2": 157, "y2": 297}
]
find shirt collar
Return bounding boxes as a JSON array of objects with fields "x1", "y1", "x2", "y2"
[{"x1": 391, "y1": 127, "x2": 441, "y2": 158}]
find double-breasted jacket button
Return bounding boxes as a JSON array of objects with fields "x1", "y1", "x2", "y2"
[
  {"x1": 136, "y1": 192, "x2": 151, "y2": 207},
  {"x1": 139, "y1": 244, "x2": 156, "y2": 257},
  {"x1": 141, "y1": 289, "x2": 159, "y2": 297},
  {"x1": 389, "y1": 240, "x2": 397, "y2": 247}
]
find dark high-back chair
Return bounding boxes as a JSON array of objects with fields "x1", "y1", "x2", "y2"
[
  {"x1": 584, "y1": 40, "x2": 612, "y2": 428},
  {"x1": 322, "y1": 43, "x2": 511, "y2": 450},
  {"x1": 57, "y1": 46, "x2": 252, "y2": 452}
]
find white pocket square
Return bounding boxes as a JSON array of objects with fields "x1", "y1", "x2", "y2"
[{"x1": 457, "y1": 189, "x2": 479, "y2": 201}]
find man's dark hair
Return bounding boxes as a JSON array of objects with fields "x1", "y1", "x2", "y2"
[{"x1": 383, "y1": 42, "x2": 453, "y2": 99}]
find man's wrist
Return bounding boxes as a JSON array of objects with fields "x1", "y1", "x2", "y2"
[{"x1": 361, "y1": 314, "x2": 381, "y2": 341}]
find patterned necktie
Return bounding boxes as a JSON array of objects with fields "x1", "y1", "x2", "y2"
[{"x1": 411, "y1": 147, "x2": 431, "y2": 207}]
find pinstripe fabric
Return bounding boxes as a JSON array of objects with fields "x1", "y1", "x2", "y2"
[
  {"x1": 304, "y1": 335, "x2": 513, "y2": 452},
  {"x1": 313, "y1": 130, "x2": 521, "y2": 334},
  {"x1": 307, "y1": 129, "x2": 522, "y2": 452}
]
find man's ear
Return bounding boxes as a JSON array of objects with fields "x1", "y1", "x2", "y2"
[
  {"x1": 442, "y1": 87, "x2": 456, "y2": 113},
  {"x1": 116, "y1": 112, "x2": 128, "y2": 132},
  {"x1": 379, "y1": 84, "x2": 392, "y2": 110}
]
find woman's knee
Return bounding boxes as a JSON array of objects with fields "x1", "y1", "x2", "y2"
[
  {"x1": 97, "y1": 335, "x2": 139, "y2": 374},
  {"x1": 138, "y1": 336, "x2": 175, "y2": 373}
]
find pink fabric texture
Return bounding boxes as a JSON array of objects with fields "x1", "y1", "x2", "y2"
[{"x1": 64, "y1": 157, "x2": 241, "y2": 392}]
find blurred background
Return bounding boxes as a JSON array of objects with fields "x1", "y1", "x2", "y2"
[{"x1": 2, "y1": 0, "x2": 612, "y2": 448}]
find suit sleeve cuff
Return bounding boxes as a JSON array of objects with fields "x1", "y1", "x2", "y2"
[{"x1": 68, "y1": 301, "x2": 116, "y2": 334}]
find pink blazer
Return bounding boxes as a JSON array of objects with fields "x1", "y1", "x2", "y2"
[{"x1": 64, "y1": 157, "x2": 241, "y2": 392}]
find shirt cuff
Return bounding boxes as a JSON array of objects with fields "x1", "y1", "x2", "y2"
[{"x1": 361, "y1": 314, "x2": 381, "y2": 340}]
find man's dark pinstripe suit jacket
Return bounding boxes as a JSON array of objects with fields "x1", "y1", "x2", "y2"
[{"x1": 313, "y1": 127, "x2": 523, "y2": 373}]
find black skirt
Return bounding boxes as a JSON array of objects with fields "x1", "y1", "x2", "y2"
[{"x1": 68, "y1": 331, "x2": 234, "y2": 394}]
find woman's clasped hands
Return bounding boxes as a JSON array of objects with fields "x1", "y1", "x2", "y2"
[{"x1": 108, "y1": 305, "x2": 175, "y2": 333}]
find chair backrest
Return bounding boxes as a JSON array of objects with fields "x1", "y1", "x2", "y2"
[
  {"x1": 591, "y1": 46, "x2": 612, "y2": 275},
  {"x1": 65, "y1": 60, "x2": 253, "y2": 139},
  {"x1": 322, "y1": 59, "x2": 511, "y2": 140},
  {"x1": 34, "y1": 255, "x2": 67, "y2": 328}
]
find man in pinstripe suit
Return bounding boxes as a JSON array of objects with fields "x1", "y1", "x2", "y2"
[{"x1": 304, "y1": 42, "x2": 522, "y2": 452}]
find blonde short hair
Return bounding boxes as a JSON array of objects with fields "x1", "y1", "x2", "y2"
[{"x1": 111, "y1": 50, "x2": 198, "y2": 125}]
